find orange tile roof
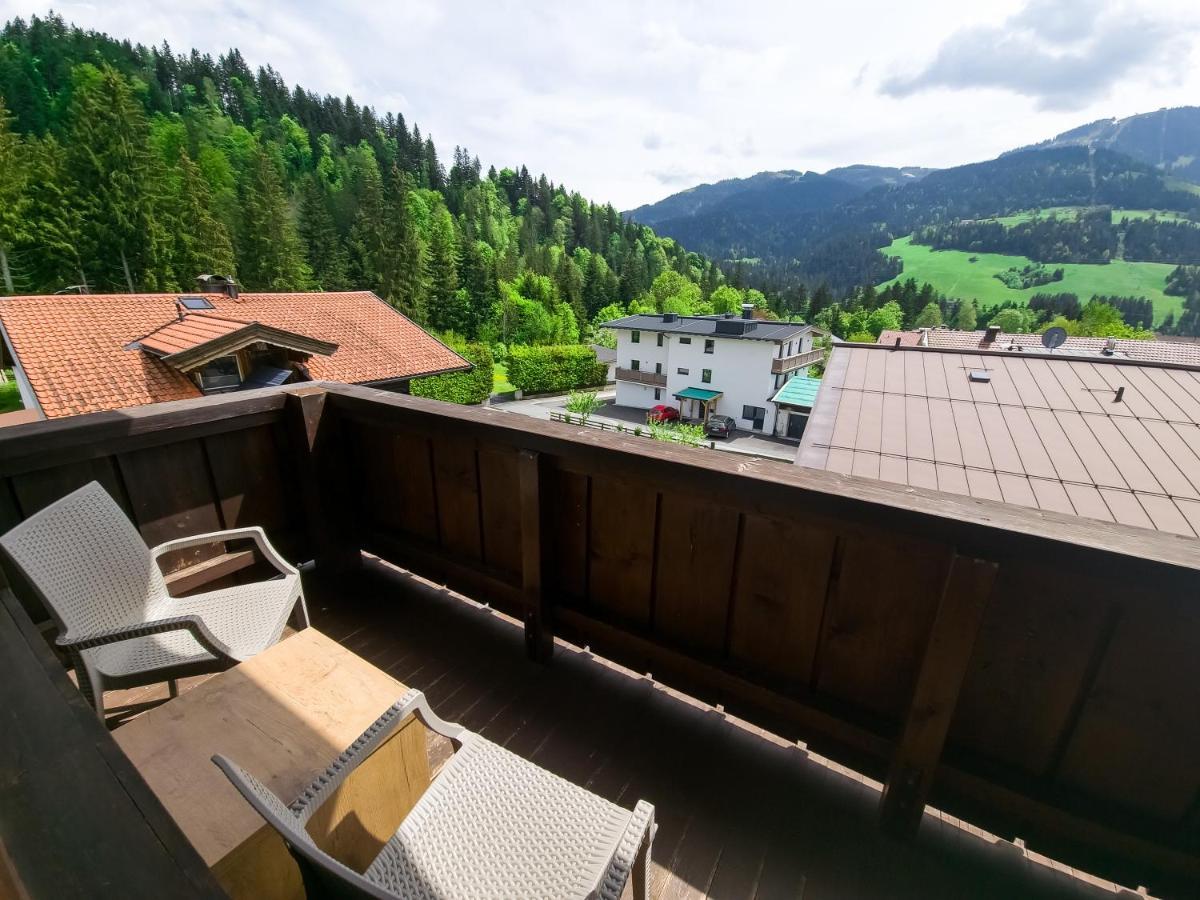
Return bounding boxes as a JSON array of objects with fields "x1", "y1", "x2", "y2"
[
  {"x1": 799, "y1": 345, "x2": 1200, "y2": 538},
  {"x1": 0, "y1": 291, "x2": 469, "y2": 418},
  {"x1": 877, "y1": 329, "x2": 1200, "y2": 365},
  {"x1": 137, "y1": 314, "x2": 250, "y2": 357}
]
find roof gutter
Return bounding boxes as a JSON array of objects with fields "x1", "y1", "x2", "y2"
[{"x1": 0, "y1": 317, "x2": 44, "y2": 420}]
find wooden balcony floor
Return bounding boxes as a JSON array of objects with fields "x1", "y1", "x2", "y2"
[{"x1": 105, "y1": 558, "x2": 1138, "y2": 900}]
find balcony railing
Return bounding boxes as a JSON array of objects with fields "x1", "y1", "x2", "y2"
[
  {"x1": 0, "y1": 382, "x2": 1198, "y2": 896},
  {"x1": 614, "y1": 366, "x2": 667, "y2": 387},
  {"x1": 771, "y1": 348, "x2": 825, "y2": 374}
]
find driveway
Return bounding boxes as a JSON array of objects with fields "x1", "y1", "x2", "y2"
[{"x1": 492, "y1": 391, "x2": 797, "y2": 463}]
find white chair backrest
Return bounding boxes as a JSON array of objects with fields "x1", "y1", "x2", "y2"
[{"x1": 0, "y1": 482, "x2": 167, "y2": 635}]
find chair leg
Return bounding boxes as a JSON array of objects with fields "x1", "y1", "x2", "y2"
[
  {"x1": 632, "y1": 831, "x2": 652, "y2": 900},
  {"x1": 168, "y1": 679, "x2": 179, "y2": 698},
  {"x1": 292, "y1": 592, "x2": 311, "y2": 630},
  {"x1": 71, "y1": 650, "x2": 106, "y2": 719}
]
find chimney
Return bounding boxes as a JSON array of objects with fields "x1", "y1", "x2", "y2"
[
  {"x1": 918, "y1": 328, "x2": 930, "y2": 347},
  {"x1": 196, "y1": 274, "x2": 239, "y2": 299},
  {"x1": 983, "y1": 325, "x2": 1001, "y2": 344},
  {"x1": 1102, "y1": 337, "x2": 1117, "y2": 356},
  {"x1": 662, "y1": 312, "x2": 678, "y2": 323},
  {"x1": 741, "y1": 303, "x2": 754, "y2": 320}
]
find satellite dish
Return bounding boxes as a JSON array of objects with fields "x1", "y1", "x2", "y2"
[{"x1": 1042, "y1": 326, "x2": 1068, "y2": 350}]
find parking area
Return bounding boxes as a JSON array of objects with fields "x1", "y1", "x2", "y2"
[{"x1": 493, "y1": 391, "x2": 798, "y2": 462}]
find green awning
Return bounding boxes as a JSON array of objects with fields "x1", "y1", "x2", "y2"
[
  {"x1": 771, "y1": 374, "x2": 822, "y2": 409},
  {"x1": 674, "y1": 387, "x2": 723, "y2": 402}
]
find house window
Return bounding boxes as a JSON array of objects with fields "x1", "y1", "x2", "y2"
[
  {"x1": 656, "y1": 333, "x2": 664, "y2": 347},
  {"x1": 677, "y1": 368, "x2": 689, "y2": 375},
  {"x1": 742, "y1": 405, "x2": 766, "y2": 429},
  {"x1": 631, "y1": 330, "x2": 640, "y2": 343},
  {"x1": 704, "y1": 339, "x2": 715, "y2": 354},
  {"x1": 654, "y1": 388, "x2": 662, "y2": 400},
  {"x1": 701, "y1": 369, "x2": 712, "y2": 384},
  {"x1": 655, "y1": 362, "x2": 662, "y2": 374},
  {"x1": 680, "y1": 337, "x2": 692, "y2": 345},
  {"x1": 631, "y1": 359, "x2": 640, "y2": 371},
  {"x1": 196, "y1": 356, "x2": 241, "y2": 392}
]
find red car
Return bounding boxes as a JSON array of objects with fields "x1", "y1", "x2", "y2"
[{"x1": 646, "y1": 404, "x2": 679, "y2": 424}]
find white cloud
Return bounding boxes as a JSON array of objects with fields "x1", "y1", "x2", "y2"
[{"x1": 3, "y1": 0, "x2": 1200, "y2": 208}]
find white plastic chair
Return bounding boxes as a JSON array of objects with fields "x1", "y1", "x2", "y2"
[
  {"x1": 214, "y1": 688, "x2": 656, "y2": 900},
  {"x1": 0, "y1": 481, "x2": 307, "y2": 717}
]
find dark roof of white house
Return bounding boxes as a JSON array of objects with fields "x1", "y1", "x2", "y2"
[{"x1": 603, "y1": 313, "x2": 814, "y2": 342}]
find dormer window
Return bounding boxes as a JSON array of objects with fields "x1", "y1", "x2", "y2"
[{"x1": 196, "y1": 356, "x2": 242, "y2": 392}]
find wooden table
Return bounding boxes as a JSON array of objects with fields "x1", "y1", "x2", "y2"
[{"x1": 114, "y1": 628, "x2": 431, "y2": 900}]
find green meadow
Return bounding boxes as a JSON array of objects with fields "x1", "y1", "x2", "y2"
[
  {"x1": 978, "y1": 207, "x2": 1196, "y2": 227},
  {"x1": 880, "y1": 235, "x2": 1183, "y2": 325}
]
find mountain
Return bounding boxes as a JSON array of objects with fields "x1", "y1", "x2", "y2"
[
  {"x1": 822, "y1": 164, "x2": 937, "y2": 191},
  {"x1": 1011, "y1": 107, "x2": 1200, "y2": 183}
]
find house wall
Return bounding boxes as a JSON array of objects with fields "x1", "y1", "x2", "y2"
[{"x1": 614, "y1": 326, "x2": 781, "y2": 433}]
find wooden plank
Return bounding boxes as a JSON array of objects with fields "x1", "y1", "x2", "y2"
[
  {"x1": 518, "y1": 449, "x2": 552, "y2": 662},
  {"x1": 430, "y1": 435, "x2": 482, "y2": 560},
  {"x1": 543, "y1": 466, "x2": 589, "y2": 607},
  {"x1": 652, "y1": 492, "x2": 739, "y2": 656},
  {"x1": 9, "y1": 457, "x2": 129, "y2": 518},
  {"x1": 164, "y1": 550, "x2": 256, "y2": 595},
  {"x1": 203, "y1": 425, "x2": 302, "y2": 561},
  {"x1": 587, "y1": 475, "x2": 657, "y2": 628},
  {"x1": 283, "y1": 389, "x2": 359, "y2": 571},
  {"x1": 0, "y1": 589, "x2": 224, "y2": 899},
  {"x1": 815, "y1": 532, "x2": 954, "y2": 722},
  {"x1": 727, "y1": 512, "x2": 838, "y2": 690},
  {"x1": 879, "y1": 555, "x2": 998, "y2": 836},
  {"x1": 479, "y1": 447, "x2": 523, "y2": 579},
  {"x1": 116, "y1": 440, "x2": 224, "y2": 574}
]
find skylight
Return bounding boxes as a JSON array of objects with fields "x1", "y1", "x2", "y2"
[{"x1": 179, "y1": 296, "x2": 215, "y2": 311}]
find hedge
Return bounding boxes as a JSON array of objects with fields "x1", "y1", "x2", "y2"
[
  {"x1": 410, "y1": 342, "x2": 493, "y2": 405},
  {"x1": 506, "y1": 345, "x2": 607, "y2": 394}
]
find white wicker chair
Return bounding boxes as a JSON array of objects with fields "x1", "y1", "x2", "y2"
[
  {"x1": 214, "y1": 689, "x2": 656, "y2": 900},
  {"x1": 0, "y1": 481, "x2": 307, "y2": 717}
]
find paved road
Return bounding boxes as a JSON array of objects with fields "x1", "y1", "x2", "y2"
[{"x1": 492, "y1": 390, "x2": 798, "y2": 463}]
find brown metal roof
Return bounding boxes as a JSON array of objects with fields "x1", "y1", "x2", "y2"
[
  {"x1": 877, "y1": 329, "x2": 1200, "y2": 366},
  {"x1": 798, "y1": 345, "x2": 1200, "y2": 537}
]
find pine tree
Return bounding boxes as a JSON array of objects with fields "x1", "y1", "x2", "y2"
[
  {"x1": 954, "y1": 300, "x2": 978, "y2": 330},
  {"x1": 298, "y1": 174, "x2": 349, "y2": 290},
  {"x1": 66, "y1": 64, "x2": 172, "y2": 291},
  {"x1": 20, "y1": 135, "x2": 87, "y2": 291},
  {"x1": 554, "y1": 254, "x2": 586, "y2": 330},
  {"x1": 426, "y1": 205, "x2": 469, "y2": 334},
  {"x1": 169, "y1": 150, "x2": 236, "y2": 284},
  {"x1": 0, "y1": 98, "x2": 27, "y2": 294},
  {"x1": 237, "y1": 145, "x2": 310, "y2": 290}
]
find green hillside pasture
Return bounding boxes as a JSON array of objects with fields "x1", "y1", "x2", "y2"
[
  {"x1": 980, "y1": 207, "x2": 1195, "y2": 227},
  {"x1": 881, "y1": 236, "x2": 1183, "y2": 324}
]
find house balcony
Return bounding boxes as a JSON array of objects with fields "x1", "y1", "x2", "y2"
[
  {"x1": 615, "y1": 366, "x2": 667, "y2": 387},
  {"x1": 772, "y1": 348, "x2": 825, "y2": 374},
  {"x1": 0, "y1": 383, "x2": 1197, "y2": 898}
]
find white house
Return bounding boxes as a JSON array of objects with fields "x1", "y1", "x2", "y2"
[{"x1": 604, "y1": 305, "x2": 823, "y2": 435}]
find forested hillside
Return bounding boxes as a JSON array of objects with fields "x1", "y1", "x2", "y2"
[{"x1": 0, "y1": 14, "x2": 737, "y2": 353}]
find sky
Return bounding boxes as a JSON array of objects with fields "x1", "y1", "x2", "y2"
[{"x1": 4, "y1": 0, "x2": 1200, "y2": 209}]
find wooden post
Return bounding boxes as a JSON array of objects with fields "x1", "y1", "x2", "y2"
[
  {"x1": 284, "y1": 387, "x2": 360, "y2": 574},
  {"x1": 518, "y1": 449, "x2": 553, "y2": 662},
  {"x1": 879, "y1": 554, "x2": 998, "y2": 837}
]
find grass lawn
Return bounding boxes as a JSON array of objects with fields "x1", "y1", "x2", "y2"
[
  {"x1": 0, "y1": 371, "x2": 22, "y2": 413},
  {"x1": 881, "y1": 235, "x2": 1183, "y2": 325},
  {"x1": 492, "y1": 362, "x2": 515, "y2": 394}
]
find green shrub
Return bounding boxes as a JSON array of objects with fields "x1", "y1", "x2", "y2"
[
  {"x1": 507, "y1": 345, "x2": 607, "y2": 394},
  {"x1": 410, "y1": 341, "x2": 493, "y2": 405}
]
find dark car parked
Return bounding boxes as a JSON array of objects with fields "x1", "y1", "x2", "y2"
[{"x1": 705, "y1": 414, "x2": 735, "y2": 438}]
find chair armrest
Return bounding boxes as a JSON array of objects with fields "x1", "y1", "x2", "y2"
[
  {"x1": 57, "y1": 615, "x2": 239, "y2": 663},
  {"x1": 600, "y1": 800, "x2": 656, "y2": 900},
  {"x1": 288, "y1": 689, "x2": 467, "y2": 825},
  {"x1": 152, "y1": 526, "x2": 298, "y2": 578}
]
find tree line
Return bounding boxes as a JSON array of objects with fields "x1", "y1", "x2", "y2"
[{"x1": 0, "y1": 13, "x2": 734, "y2": 350}]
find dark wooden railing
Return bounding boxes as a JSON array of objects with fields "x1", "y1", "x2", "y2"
[
  {"x1": 0, "y1": 382, "x2": 1198, "y2": 896},
  {"x1": 771, "y1": 348, "x2": 825, "y2": 373},
  {"x1": 614, "y1": 367, "x2": 667, "y2": 387}
]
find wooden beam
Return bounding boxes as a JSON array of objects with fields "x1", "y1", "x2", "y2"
[
  {"x1": 163, "y1": 549, "x2": 255, "y2": 595},
  {"x1": 879, "y1": 554, "x2": 998, "y2": 837},
  {"x1": 518, "y1": 449, "x2": 553, "y2": 661},
  {"x1": 283, "y1": 388, "x2": 359, "y2": 573}
]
